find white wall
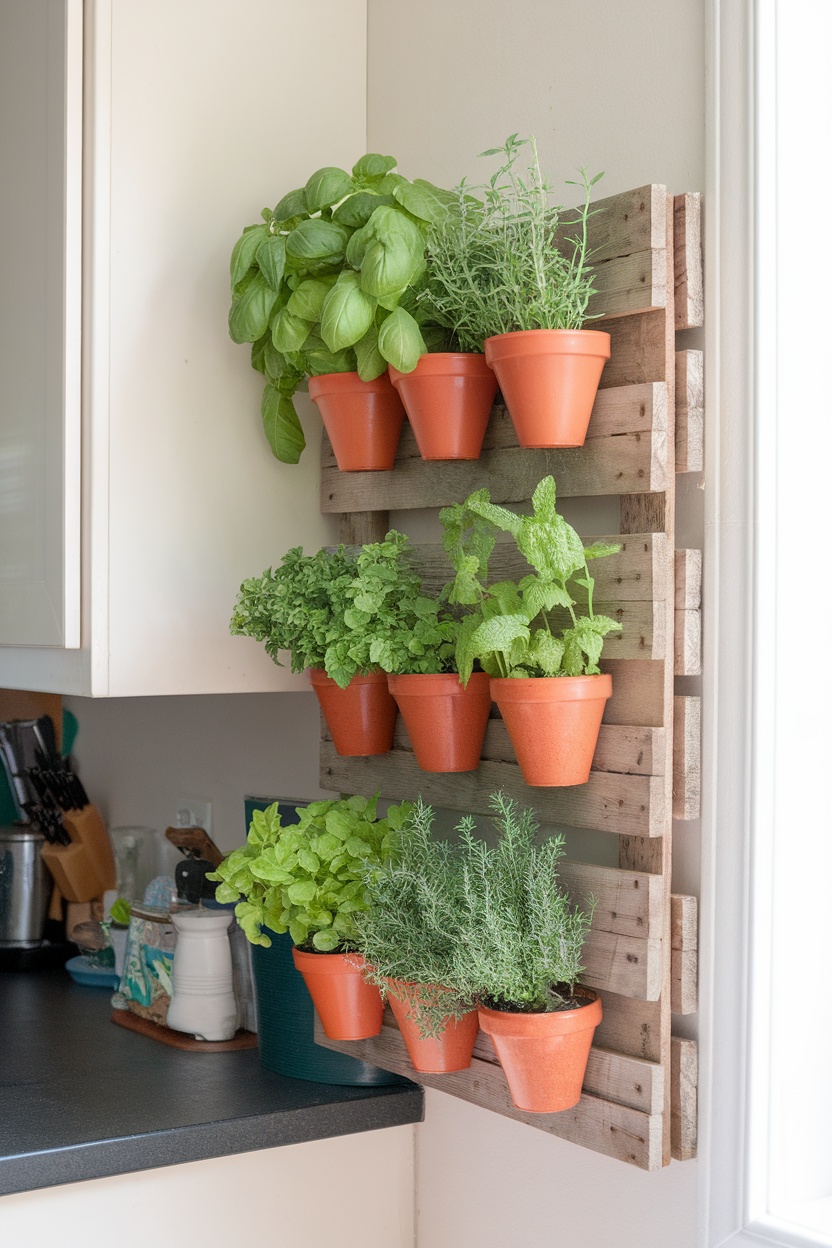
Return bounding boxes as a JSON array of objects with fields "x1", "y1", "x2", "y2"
[
  {"x1": 366, "y1": 1, "x2": 705, "y2": 1244},
  {"x1": 0, "y1": 1127, "x2": 415, "y2": 1248}
]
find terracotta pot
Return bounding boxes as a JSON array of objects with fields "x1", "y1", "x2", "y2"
[
  {"x1": 291, "y1": 948, "x2": 383, "y2": 1040},
  {"x1": 484, "y1": 329, "x2": 610, "y2": 448},
  {"x1": 308, "y1": 371, "x2": 405, "y2": 471},
  {"x1": 489, "y1": 673, "x2": 612, "y2": 787},
  {"x1": 386, "y1": 672, "x2": 491, "y2": 772},
  {"x1": 478, "y1": 988, "x2": 602, "y2": 1113},
  {"x1": 388, "y1": 353, "x2": 497, "y2": 460},
  {"x1": 309, "y1": 669, "x2": 396, "y2": 757},
  {"x1": 386, "y1": 980, "x2": 479, "y2": 1074}
]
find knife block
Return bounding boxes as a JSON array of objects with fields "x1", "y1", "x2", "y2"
[{"x1": 41, "y1": 805, "x2": 116, "y2": 904}]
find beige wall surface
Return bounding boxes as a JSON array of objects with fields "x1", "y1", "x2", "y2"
[{"x1": 367, "y1": 1, "x2": 705, "y2": 1245}]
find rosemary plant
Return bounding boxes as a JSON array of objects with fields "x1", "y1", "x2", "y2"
[
  {"x1": 449, "y1": 792, "x2": 595, "y2": 1012},
  {"x1": 355, "y1": 798, "x2": 475, "y2": 1038},
  {"x1": 421, "y1": 135, "x2": 603, "y2": 351}
]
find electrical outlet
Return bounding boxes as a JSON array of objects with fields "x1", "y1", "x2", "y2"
[{"x1": 175, "y1": 798, "x2": 213, "y2": 839}]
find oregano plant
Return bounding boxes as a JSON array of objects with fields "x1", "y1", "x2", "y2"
[{"x1": 439, "y1": 475, "x2": 622, "y2": 683}]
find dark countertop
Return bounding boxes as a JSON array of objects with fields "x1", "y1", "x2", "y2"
[{"x1": 0, "y1": 969, "x2": 423, "y2": 1196}]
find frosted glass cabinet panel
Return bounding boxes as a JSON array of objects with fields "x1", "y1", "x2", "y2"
[
  {"x1": 0, "y1": 0, "x2": 365, "y2": 695},
  {"x1": 0, "y1": 0, "x2": 82, "y2": 648}
]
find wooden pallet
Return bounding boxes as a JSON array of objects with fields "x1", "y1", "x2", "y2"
[{"x1": 315, "y1": 185, "x2": 701, "y2": 1170}]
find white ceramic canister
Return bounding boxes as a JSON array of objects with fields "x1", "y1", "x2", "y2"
[{"x1": 166, "y1": 908, "x2": 238, "y2": 1042}]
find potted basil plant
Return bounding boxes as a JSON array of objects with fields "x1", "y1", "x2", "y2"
[
  {"x1": 440, "y1": 475, "x2": 621, "y2": 786},
  {"x1": 229, "y1": 545, "x2": 397, "y2": 756},
  {"x1": 341, "y1": 531, "x2": 492, "y2": 773},
  {"x1": 422, "y1": 135, "x2": 609, "y2": 449},
  {"x1": 449, "y1": 792, "x2": 600, "y2": 1113},
  {"x1": 227, "y1": 153, "x2": 451, "y2": 470},
  {"x1": 208, "y1": 795, "x2": 413, "y2": 1041},
  {"x1": 355, "y1": 798, "x2": 479, "y2": 1074}
]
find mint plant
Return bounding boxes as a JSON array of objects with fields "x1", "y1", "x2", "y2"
[
  {"x1": 228, "y1": 153, "x2": 455, "y2": 464},
  {"x1": 421, "y1": 135, "x2": 603, "y2": 352},
  {"x1": 440, "y1": 475, "x2": 622, "y2": 683},
  {"x1": 341, "y1": 530, "x2": 459, "y2": 676},
  {"x1": 208, "y1": 795, "x2": 413, "y2": 951}
]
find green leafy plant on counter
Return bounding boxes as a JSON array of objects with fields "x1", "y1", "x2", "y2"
[
  {"x1": 439, "y1": 475, "x2": 622, "y2": 683},
  {"x1": 208, "y1": 795, "x2": 414, "y2": 951},
  {"x1": 355, "y1": 797, "x2": 476, "y2": 1038},
  {"x1": 420, "y1": 135, "x2": 603, "y2": 352},
  {"x1": 449, "y1": 792, "x2": 595, "y2": 1012},
  {"x1": 229, "y1": 544, "x2": 371, "y2": 688},
  {"x1": 340, "y1": 530, "x2": 459, "y2": 676},
  {"x1": 228, "y1": 153, "x2": 457, "y2": 464}
]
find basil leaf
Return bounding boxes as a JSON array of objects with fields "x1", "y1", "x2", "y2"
[
  {"x1": 354, "y1": 325, "x2": 387, "y2": 381},
  {"x1": 393, "y1": 178, "x2": 456, "y2": 224},
  {"x1": 256, "y1": 235, "x2": 287, "y2": 291},
  {"x1": 303, "y1": 333, "x2": 356, "y2": 376},
  {"x1": 359, "y1": 207, "x2": 426, "y2": 298},
  {"x1": 304, "y1": 166, "x2": 353, "y2": 213},
  {"x1": 320, "y1": 272, "x2": 376, "y2": 352},
  {"x1": 352, "y1": 153, "x2": 397, "y2": 180},
  {"x1": 285, "y1": 218, "x2": 349, "y2": 264},
  {"x1": 286, "y1": 277, "x2": 334, "y2": 321},
  {"x1": 250, "y1": 332, "x2": 269, "y2": 376},
  {"x1": 271, "y1": 307, "x2": 311, "y2": 353},
  {"x1": 377, "y1": 306, "x2": 426, "y2": 372},
  {"x1": 333, "y1": 192, "x2": 393, "y2": 229},
  {"x1": 229, "y1": 223, "x2": 269, "y2": 287},
  {"x1": 261, "y1": 384, "x2": 305, "y2": 465},
  {"x1": 273, "y1": 188, "x2": 307, "y2": 221},
  {"x1": 228, "y1": 271, "x2": 278, "y2": 344}
]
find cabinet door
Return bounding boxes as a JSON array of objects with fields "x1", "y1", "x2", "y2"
[{"x1": 0, "y1": 0, "x2": 82, "y2": 647}]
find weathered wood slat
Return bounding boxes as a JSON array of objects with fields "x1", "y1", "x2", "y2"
[
  {"x1": 560, "y1": 861, "x2": 664, "y2": 939},
  {"x1": 582, "y1": 929, "x2": 662, "y2": 999},
  {"x1": 671, "y1": 1036, "x2": 698, "y2": 1160},
  {"x1": 593, "y1": 993, "x2": 662, "y2": 1063},
  {"x1": 595, "y1": 309, "x2": 668, "y2": 390},
  {"x1": 586, "y1": 249, "x2": 667, "y2": 319},
  {"x1": 600, "y1": 660, "x2": 666, "y2": 728},
  {"x1": 673, "y1": 696, "x2": 701, "y2": 821},
  {"x1": 339, "y1": 511, "x2": 389, "y2": 544},
  {"x1": 674, "y1": 608, "x2": 702, "y2": 676},
  {"x1": 674, "y1": 193, "x2": 704, "y2": 330},
  {"x1": 315, "y1": 1017, "x2": 662, "y2": 1169},
  {"x1": 675, "y1": 350, "x2": 704, "y2": 472},
  {"x1": 322, "y1": 383, "x2": 668, "y2": 473},
  {"x1": 558, "y1": 184, "x2": 667, "y2": 265},
  {"x1": 675, "y1": 549, "x2": 702, "y2": 609},
  {"x1": 670, "y1": 894, "x2": 698, "y2": 1015},
  {"x1": 321, "y1": 738, "x2": 664, "y2": 837},
  {"x1": 322, "y1": 430, "x2": 668, "y2": 514}
]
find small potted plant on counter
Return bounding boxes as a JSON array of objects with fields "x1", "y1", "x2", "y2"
[
  {"x1": 440, "y1": 475, "x2": 621, "y2": 786},
  {"x1": 421, "y1": 135, "x2": 609, "y2": 449},
  {"x1": 449, "y1": 792, "x2": 600, "y2": 1113},
  {"x1": 208, "y1": 794, "x2": 413, "y2": 1040},
  {"x1": 227, "y1": 153, "x2": 453, "y2": 470},
  {"x1": 342, "y1": 531, "x2": 492, "y2": 773},
  {"x1": 355, "y1": 798, "x2": 479, "y2": 1074},
  {"x1": 229, "y1": 545, "x2": 397, "y2": 756}
]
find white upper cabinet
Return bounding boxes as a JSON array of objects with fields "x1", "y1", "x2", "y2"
[{"x1": 0, "y1": 0, "x2": 366, "y2": 695}]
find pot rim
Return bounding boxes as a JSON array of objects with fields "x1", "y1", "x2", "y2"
[
  {"x1": 478, "y1": 989, "x2": 601, "y2": 1037},
  {"x1": 490, "y1": 673, "x2": 613, "y2": 703},
  {"x1": 308, "y1": 667, "x2": 389, "y2": 687},
  {"x1": 484, "y1": 327, "x2": 611, "y2": 360},
  {"x1": 387, "y1": 671, "x2": 490, "y2": 695},
  {"x1": 291, "y1": 946, "x2": 366, "y2": 974},
  {"x1": 388, "y1": 352, "x2": 493, "y2": 383},
  {"x1": 308, "y1": 370, "x2": 395, "y2": 395}
]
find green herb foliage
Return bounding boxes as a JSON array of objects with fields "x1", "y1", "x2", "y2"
[
  {"x1": 341, "y1": 531, "x2": 458, "y2": 676},
  {"x1": 228, "y1": 154, "x2": 456, "y2": 464},
  {"x1": 229, "y1": 545, "x2": 369, "y2": 686},
  {"x1": 440, "y1": 475, "x2": 622, "y2": 682},
  {"x1": 354, "y1": 798, "x2": 476, "y2": 1038},
  {"x1": 208, "y1": 795, "x2": 413, "y2": 951},
  {"x1": 421, "y1": 135, "x2": 603, "y2": 352},
  {"x1": 449, "y1": 792, "x2": 595, "y2": 1012}
]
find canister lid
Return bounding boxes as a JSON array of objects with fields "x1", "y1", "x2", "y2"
[{"x1": 0, "y1": 824, "x2": 46, "y2": 844}]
